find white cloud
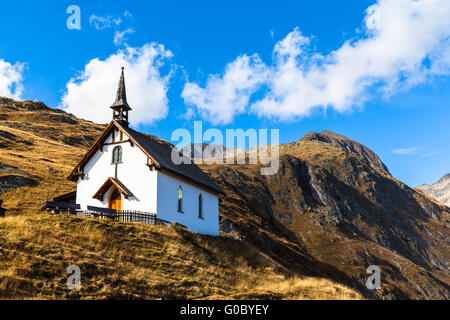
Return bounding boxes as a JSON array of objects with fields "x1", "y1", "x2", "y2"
[
  {"x1": 89, "y1": 11, "x2": 132, "y2": 30},
  {"x1": 182, "y1": 54, "x2": 267, "y2": 124},
  {"x1": 61, "y1": 44, "x2": 173, "y2": 126},
  {"x1": 182, "y1": 0, "x2": 450, "y2": 123},
  {"x1": 89, "y1": 15, "x2": 122, "y2": 30},
  {"x1": 392, "y1": 147, "x2": 446, "y2": 157},
  {"x1": 0, "y1": 58, "x2": 25, "y2": 99},
  {"x1": 392, "y1": 147, "x2": 420, "y2": 155},
  {"x1": 114, "y1": 28, "x2": 135, "y2": 46},
  {"x1": 420, "y1": 149, "x2": 446, "y2": 157}
]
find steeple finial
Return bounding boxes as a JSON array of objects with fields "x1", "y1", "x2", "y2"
[{"x1": 110, "y1": 67, "x2": 131, "y2": 126}]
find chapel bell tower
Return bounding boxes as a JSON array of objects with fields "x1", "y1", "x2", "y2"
[{"x1": 110, "y1": 67, "x2": 131, "y2": 127}]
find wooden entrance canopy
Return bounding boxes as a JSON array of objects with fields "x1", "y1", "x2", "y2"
[{"x1": 92, "y1": 177, "x2": 133, "y2": 201}]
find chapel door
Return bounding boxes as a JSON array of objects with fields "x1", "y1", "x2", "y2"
[{"x1": 109, "y1": 188, "x2": 122, "y2": 220}]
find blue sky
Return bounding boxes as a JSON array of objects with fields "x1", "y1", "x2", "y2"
[{"x1": 0, "y1": 0, "x2": 449, "y2": 187}]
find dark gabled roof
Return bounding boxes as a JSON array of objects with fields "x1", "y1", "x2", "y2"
[
  {"x1": 119, "y1": 124, "x2": 223, "y2": 194},
  {"x1": 68, "y1": 120, "x2": 223, "y2": 195}
]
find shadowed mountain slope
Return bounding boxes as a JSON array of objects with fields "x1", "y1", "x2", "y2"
[{"x1": 201, "y1": 134, "x2": 449, "y2": 299}]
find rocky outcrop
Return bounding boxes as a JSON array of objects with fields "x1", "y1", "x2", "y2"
[
  {"x1": 0, "y1": 199, "x2": 5, "y2": 217},
  {"x1": 0, "y1": 129, "x2": 33, "y2": 148},
  {"x1": 0, "y1": 175, "x2": 34, "y2": 196},
  {"x1": 416, "y1": 174, "x2": 450, "y2": 207},
  {"x1": 0, "y1": 163, "x2": 28, "y2": 176},
  {"x1": 0, "y1": 163, "x2": 34, "y2": 196}
]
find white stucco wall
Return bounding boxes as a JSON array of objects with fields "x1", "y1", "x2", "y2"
[
  {"x1": 76, "y1": 128, "x2": 157, "y2": 213},
  {"x1": 75, "y1": 126, "x2": 219, "y2": 236},
  {"x1": 157, "y1": 171, "x2": 219, "y2": 236}
]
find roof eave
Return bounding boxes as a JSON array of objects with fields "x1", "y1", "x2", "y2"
[
  {"x1": 67, "y1": 121, "x2": 117, "y2": 180},
  {"x1": 67, "y1": 120, "x2": 162, "y2": 181},
  {"x1": 159, "y1": 167, "x2": 223, "y2": 195}
]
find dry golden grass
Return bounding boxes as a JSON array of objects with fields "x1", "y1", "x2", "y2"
[{"x1": 0, "y1": 213, "x2": 362, "y2": 300}]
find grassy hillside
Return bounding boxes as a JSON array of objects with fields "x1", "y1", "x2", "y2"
[
  {"x1": 0, "y1": 97, "x2": 104, "y2": 215},
  {"x1": 0, "y1": 213, "x2": 361, "y2": 299}
]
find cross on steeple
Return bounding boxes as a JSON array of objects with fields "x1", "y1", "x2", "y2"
[{"x1": 111, "y1": 67, "x2": 132, "y2": 127}]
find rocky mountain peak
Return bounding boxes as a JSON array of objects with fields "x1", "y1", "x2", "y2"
[
  {"x1": 437, "y1": 173, "x2": 450, "y2": 183},
  {"x1": 416, "y1": 173, "x2": 450, "y2": 207},
  {"x1": 300, "y1": 130, "x2": 390, "y2": 175}
]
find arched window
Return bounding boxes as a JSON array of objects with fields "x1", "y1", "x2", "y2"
[
  {"x1": 198, "y1": 193, "x2": 203, "y2": 219},
  {"x1": 177, "y1": 186, "x2": 183, "y2": 213},
  {"x1": 112, "y1": 146, "x2": 122, "y2": 164}
]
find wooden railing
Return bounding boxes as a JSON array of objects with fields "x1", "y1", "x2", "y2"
[
  {"x1": 81, "y1": 206, "x2": 166, "y2": 225},
  {"x1": 43, "y1": 202, "x2": 168, "y2": 226}
]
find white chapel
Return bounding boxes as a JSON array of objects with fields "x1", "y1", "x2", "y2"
[{"x1": 67, "y1": 68, "x2": 221, "y2": 235}]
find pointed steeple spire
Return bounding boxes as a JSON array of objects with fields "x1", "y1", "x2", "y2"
[
  {"x1": 111, "y1": 67, "x2": 131, "y2": 111},
  {"x1": 110, "y1": 67, "x2": 131, "y2": 127}
]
